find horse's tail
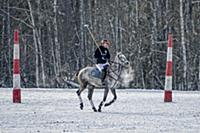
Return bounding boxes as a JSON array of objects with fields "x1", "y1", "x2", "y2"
[
  {"x1": 72, "y1": 71, "x2": 80, "y2": 81},
  {"x1": 76, "y1": 71, "x2": 80, "y2": 76}
]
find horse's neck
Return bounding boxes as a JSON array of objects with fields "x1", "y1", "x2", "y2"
[
  {"x1": 107, "y1": 58, "x2": 122, "y2": 88},
  {"x1": 109, "y1": 58, "x2": 122, "y2": 79},
  {"x1": 112, "y1": 57, "x2": 120, "y2": 69}
]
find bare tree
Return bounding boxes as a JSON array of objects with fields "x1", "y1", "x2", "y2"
[
  {"x1": 53, "y1": 0, "x2": 61, "y2": 76},
  {"x1": 27, "y1": 0, "x2": 46, "y2": 87},
  {"x1": 180, "y1": 0, "x2": 187, "y2": 90},
  {"x1": 0, "y1": 0, "x2": 200, "y2": 89}
]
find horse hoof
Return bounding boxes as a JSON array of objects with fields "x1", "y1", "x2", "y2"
[
  {"x1": 92, "y1": 107, "x2": 97, "y2": 112},
  {"x1": 104, "y1": 103, "x2": 110, "y2": 107},
  {"x1": 80, "y1": 103, "x2": 83, "y2": 110},
  {"x1": 98, "y1": 108, "x2": 101, "y2": 112}
]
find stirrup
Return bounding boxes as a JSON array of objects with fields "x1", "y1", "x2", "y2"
[{"x1": 101, "y1": 80, "x2": 106, "y2": 86}]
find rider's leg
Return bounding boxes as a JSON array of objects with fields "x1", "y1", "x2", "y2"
[{"x1": 101, "y1": 69, "x2": 107, "y2": 85}]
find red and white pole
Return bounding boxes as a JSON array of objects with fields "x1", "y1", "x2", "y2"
[
  {"x1": 13, "y1": 29, "x2": 21, "y2": 103},
  {"x1": 164, "y1": 33, "x2": 173, "y2": 102}
]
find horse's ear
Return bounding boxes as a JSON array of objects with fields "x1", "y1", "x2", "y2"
[{"x1": 116, "y1": 51, "x2": 122, "y2": 55}]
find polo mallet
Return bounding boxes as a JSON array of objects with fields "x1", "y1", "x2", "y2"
[{"x1": 84, "y1": 24, "x2": 103, "y2": 55}]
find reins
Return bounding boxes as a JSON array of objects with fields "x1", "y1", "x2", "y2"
[{"x1": 107, "y1": 60, "x2": 126, "y2": 89}]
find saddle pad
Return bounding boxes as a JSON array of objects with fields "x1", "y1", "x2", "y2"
[{"x1": 90, "y1": 68, "x2": 102, "y2": 79}]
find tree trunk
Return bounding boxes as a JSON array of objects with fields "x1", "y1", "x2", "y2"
[
  {"x1": 180, "y1": 0, "x2": 187, "y2": 90},
  {"x1": 198, "y1": 55, "x2": 200, "y2": 90},
  {"x1": 115, "y1": 0, "x2": 119, "y2": 52},
  {"x1": 0, "y1": 0, "x2": 11, "y2": 86},
  {"x1": 135, "y1": 0, "x2": 139, "y2": 27},
  {"x1": 165, "y1": 0, "x2": 170, "y2": 40},
  {"x1": 7, "y1": 0, "x2": 12, "y2": 85},
  {"x1": 1, "y1": 4, "x2": 5, "y2": 86},
  {"x1": 53, "y1": 0, "x2": 61, "y2": 76},
  {"x1": 27, "y1": 0, "x2": 39, "y2": 87},
  {"x1": 140, "y1": 39, "x2": 146, "y2": 89},
  {"x1": 185, "y1": 0, "x2": 193, "y2": 34},
  {"x1": 119, "y1": 20, "x2": 123, "y2": 52},
  {"x1": 150, "y1": 1, "x2": 158, "y2": 88},
  {"x1": 199, "y1": 56, "x2": 200, "y2": 90},
  {"x1": 37, "y1": 0, "x2": 46, "y2": 87},
  {"x1": 94, "y1": 0, "x2": 97, "y2": 52},
  {"x1": 27, "y1": 0, "x2": 46, "y2": 87},
  {"x1": 80, "y1": 0, "x2": 85, "y2": 67}
]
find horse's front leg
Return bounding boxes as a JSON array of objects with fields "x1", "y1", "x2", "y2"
[
  {"x1": 87, "y1": 86, "x2": 97, "y2": 112},
  {"x1": 98, "y1": 87, "x2": 109, "y2": 112},
  {"x1": 105, "y1": 88, "x2": 117, "y2": 107}
]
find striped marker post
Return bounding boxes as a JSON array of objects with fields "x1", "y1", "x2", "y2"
[
  {"x1": 13, "y1": 29, "x2": 21, "y2": 103},
  {"x1": 164, "y1": 33, "x2": 173, "y2": 102}
]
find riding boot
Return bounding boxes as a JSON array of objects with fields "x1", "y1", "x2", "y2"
[{"x1": 101, "y1": 69, "x2": 107, "y2": 86}]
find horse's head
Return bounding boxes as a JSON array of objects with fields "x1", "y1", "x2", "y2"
[{"x1": 115, "y1": 52, "x2": 129, "y2": 68}]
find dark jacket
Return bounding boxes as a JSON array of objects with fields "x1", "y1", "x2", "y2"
[{"x1": 94, "y1": 46, "x2": 110, "y2": 64}]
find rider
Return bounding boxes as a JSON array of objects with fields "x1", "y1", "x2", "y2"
[{"x1": 94, "y1": 39, "x2": 111, "y2": 84}]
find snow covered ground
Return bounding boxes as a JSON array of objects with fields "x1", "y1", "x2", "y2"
[{"x1": 0, "y1": 88, "x2": 200, "y2": 133}]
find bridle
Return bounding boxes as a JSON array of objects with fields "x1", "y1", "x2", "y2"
[{"x1": 107, "y1": 54, "x2": 129, "y2": 89}]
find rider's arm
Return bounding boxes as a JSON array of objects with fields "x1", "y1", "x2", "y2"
[
  {"x1": 106, "y1": 49, "x2": 110, "y2": 60},
  {"x1": 94, "y1": 48, "x2": 100, "y2": 59}
]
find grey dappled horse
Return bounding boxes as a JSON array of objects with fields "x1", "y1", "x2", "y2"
[{"x1": 76, "y1": 52, "x2": 129, "y2": 112}]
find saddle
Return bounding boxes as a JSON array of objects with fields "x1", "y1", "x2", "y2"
[
  {"x1": 90, "y1": 67, "x2": 103, "y2": 79},
  {"x1": 90, "y1": 63, "x2": 109, "y2": 80}
]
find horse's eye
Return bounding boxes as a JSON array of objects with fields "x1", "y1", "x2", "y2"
[
  {"x1": 120, "y1": 55, "x2": 124, "y2": 59},
  {"x1": 119, "y1": 56, "x2": 124, "y2": 62}
]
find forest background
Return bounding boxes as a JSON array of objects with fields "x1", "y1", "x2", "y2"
[{"x1": 0, "y1": 0, "x2": 200, "y2": 90}]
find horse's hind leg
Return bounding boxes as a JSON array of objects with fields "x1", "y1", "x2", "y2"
[
  {"x1": 87, "y1": 86, "x2": 97, "y2": 112},
  {"x1": 98, "y1": 87, "x2": 109, "y2": 112},
  {"x1": 105, "y1": 88, "x2": 117, "y2": 107},
  {"x1": 76, "y1": 83, "x2": 86, "y2": 110}
]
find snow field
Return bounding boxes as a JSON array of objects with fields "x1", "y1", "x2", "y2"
[{"x1": 0, "y1": 88, "x2": 200, "y2": 133}]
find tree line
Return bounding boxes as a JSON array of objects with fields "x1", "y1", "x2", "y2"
[{"x1": 0, "y1": 0, "x2": 200, "y2": 90}]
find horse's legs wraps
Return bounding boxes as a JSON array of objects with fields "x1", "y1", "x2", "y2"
[
  {"x1": 105, "y1": 88, "x2": 117, "y2": 107},
  {"x1": 76, "y1": 84, "x2": 86, "y2": 110},
  {"x1": 87, "y1": 87, "x2": 97, "y2": 112},
  {"x1": 98, "y1": 87, "x2": 109, "y2": 112},
  {"x1": 76, "y1": 89, "x2": 84, "y2": 110}
]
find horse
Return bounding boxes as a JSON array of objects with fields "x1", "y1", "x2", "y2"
[{"x1": 76, "y1": 52, "x2": 129, "y2": 112}]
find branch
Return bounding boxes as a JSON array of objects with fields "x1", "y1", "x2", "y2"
[
  {"x1": 192, "y1": 1, "x2": 200, "y2": 4},
  {"x1": 3, "y1": 6, "x2": 30, "y2": 12},
  {"x1": 0, "y1": 8, "x2": 33, "y2": 29}
]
